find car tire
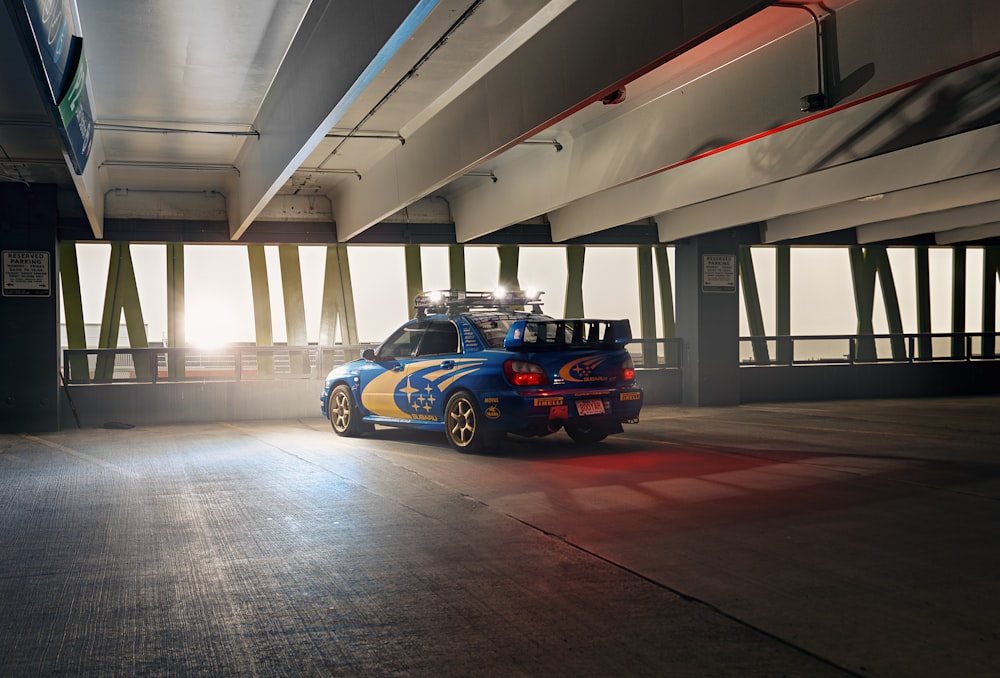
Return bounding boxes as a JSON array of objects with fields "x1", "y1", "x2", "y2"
[
  {"x1": 565, "y1": 421, "x2": 609, "y2": 444},
  {"x1": 444, "y1": 391, "x2": 487, "y2": 453},
  {"x1": 328, "y1": 384, "x2": 367, "y2": 437}
]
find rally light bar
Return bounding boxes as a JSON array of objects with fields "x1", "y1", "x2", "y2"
[
  {"x1": 414, "y1": 289, "x2": 544, "y2": 317},
  {"x1": 503, "y1": 318, "x2": 633, "y2": 351}
]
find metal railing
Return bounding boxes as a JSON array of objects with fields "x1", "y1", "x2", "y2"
[
  {"x1": 738, "y1": 332, "x2": 1000, "y2": 366},
  {"x1": 62, "y1": 332, "x2": 1000, "y2": 384},
  {"x1": 629, "y1": 338, "x2": 684, "y2": 369},
  {"x1": 63, "y1": 344, "x2": 378, "y2": 385}
]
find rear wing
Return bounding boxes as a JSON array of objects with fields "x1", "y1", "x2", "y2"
[{"x1": 503, "y1": 319, "x2": 632, "y2": 351}]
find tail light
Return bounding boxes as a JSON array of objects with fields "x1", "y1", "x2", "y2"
[
  {"x1": 621, "y1": 354, "x2": 636, "y2": 383},
  {"x1": 503, "y1": 359, "x2": 548, "y2": 386}
]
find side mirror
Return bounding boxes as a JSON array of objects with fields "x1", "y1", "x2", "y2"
[{"x1": 362, "y1": 348, "x2": 376, "y2": 361}]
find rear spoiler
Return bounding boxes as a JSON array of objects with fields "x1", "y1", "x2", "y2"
[{"x1": 503, "y1": 319, "x2": 632, "y2": 351}]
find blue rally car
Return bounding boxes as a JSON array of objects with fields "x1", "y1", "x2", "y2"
[{"x1": 320, "y1": 290, "x2": 643, "y2": 452}]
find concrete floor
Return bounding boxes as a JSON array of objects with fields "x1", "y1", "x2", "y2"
[{"x1": 1, "y1": 397, "x2": 998, "y2": 676}]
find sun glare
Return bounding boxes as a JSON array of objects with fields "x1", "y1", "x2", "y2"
[{"x1": 185, "y1": 299, "x2": 239, "y2": 349}]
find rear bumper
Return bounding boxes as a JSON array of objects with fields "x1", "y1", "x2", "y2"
[{"x1": 484, "y1": 386, "x2": 643, "y2": 435}]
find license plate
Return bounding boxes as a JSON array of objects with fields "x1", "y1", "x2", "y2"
[{"x1": 576, "y1": 399, "x2": 605, "y2": 416}]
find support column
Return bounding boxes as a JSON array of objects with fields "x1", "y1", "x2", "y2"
[
  {"x1": 59, "y1": 241, "x2": 89, "y2": 380},
  {"x1": 871, "y1": 248, "x2": 906, "y2": 359},
  {"x1": 637, "y1": 246, "x2": 657, "y2": 366},
  {"x1": 739, "y1": 247, "x2": 769, "y2": 365},
  {"x1": 497, "y1": 246, "x2": 520, "y2": 291},
  {"x1": 320, "y1": 245, "x2": 358, "y2": 346},
  {"x1": 675, "y1": 230, "x2": 741, "y2": 406},
  {"x1": 278, "y1": 245, "x2": 309, "y2": 374},
  {"x1": 915, "y1": 247, "x2": 931, "y2": 360},
  {"x1": 565, "y1": 245, "x2": 585, "y2": 318},
  {"x1": 448, "y1": 244, "x2": 466, "y2": 291},
  {"x1": 1, "y1": 184, "x2": 60, "y2": 432},
  {"x1": 654, "y1": 246, "x2": 675, "y2": 337},
  {"x1": 952, "y1": 248, "x2": 966, "y2": 359},
  {"x1": 851, "y1": 246, "x2": 905, "y2": 361},
  {"x1": 849, "y1": 247, "x2": 878, "y2": 362},
  {"x1": 166, "y1": 243, "x2": 185, "y2": 378},
  {"x1": 654, "y1": 245, "x2": 677, "y2": 366},
  {"x1": 776, "y1": 245, "x2": 791, "y2": 364},
  {"x1": 404, "y1": 245, "x2": 423, "y2": 317},
  {"x1": 248, "y1": 245, "x2": 274, "y2": 376},
  {"x1": 95, "y1": 243, "x2": 149, "y2": 380},
  {"x1": 983, "y1": 247, "x2": 1000, "y2": 358}
]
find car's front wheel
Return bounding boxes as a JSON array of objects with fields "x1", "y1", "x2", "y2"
[
  {"x1": 328, "y1": 384, "x2": 367, "y2": 437},
  {"x1": 565, "y1": 420, "x2": 609, "y2": 444},
  {"x1": 444, "y1": 391, "x2": 487, "y2": 452}
]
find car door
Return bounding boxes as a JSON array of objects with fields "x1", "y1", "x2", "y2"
[
  {"x1": 357, "y1": 320, "x2": 429, "y2": 420},
  {"x1": 357, "y1": 319, "x2": 463, "y2": 423}
]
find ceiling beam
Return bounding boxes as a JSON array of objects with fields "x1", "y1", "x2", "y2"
[
  {"x1": 333, "y1": 0, "x2": 774, "y2": 242},
  {"x1": 227, "y1": 0, "x2": 436, "y2": 240},
  {"x1": 757, "y1": 127, "x2": 1000, "y2": 243},
  {"x1": 768, "y1": 169, "x2": 1000, "y2": 242},
  {"x1": 856, "y1": 197, "x2": 1000, "y2": 244},
  {"x1": 615, "y1": 123, "x2": 1000, "y2": 244},
  {"x1": 545, "y1": 31, "x2": 1000, "y2": 243},
  {"x1": 450, "y1": 4, "x2": 829, "y2": 243},
  {"x1": 936, "y1": 221, "x2": 1000, "y2": 245}
]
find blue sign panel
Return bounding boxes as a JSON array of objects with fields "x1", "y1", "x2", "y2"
[
  {"x1": 56, "y1": 38, "x2": 93, "y2": 174},
  {"x1": 21, "y1": 0, "x2": 79, "y2": 103}
]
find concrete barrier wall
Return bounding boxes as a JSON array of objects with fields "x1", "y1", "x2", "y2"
[
  {"x1": 740, "y1": 361, "x2": 1000, "y2": 403},
  {"x1": 60, "y1": 380, "x2": 325, "y2": 429}
]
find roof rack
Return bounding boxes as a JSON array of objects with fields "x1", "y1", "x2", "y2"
[{"x1": 414, "y1": 289, "x2": 544, "y2": 317}]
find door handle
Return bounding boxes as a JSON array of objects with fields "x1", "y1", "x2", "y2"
[
  {"x1": 392, "y1": 362, "x2": 404, "y2": 372},
  {"x1": 439, "y1": 360, "x2": 455, "y2": 370}
]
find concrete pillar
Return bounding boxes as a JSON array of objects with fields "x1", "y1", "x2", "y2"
[
  {"x1": 0, "y1": 184, "x2": 60, "y2": 432},
  {"x1": 675, "y1": 229, "x2": 742, "y2": 406}
]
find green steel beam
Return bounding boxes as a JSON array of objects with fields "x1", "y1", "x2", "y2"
[
  {"x1": 983, "y1": 247, "x2": 1000, "y2": 358},
  {"x1": 448, "y1": 244, "x2": 466, "y2": 291},
  {"x1": 850, "y1": 246, "x2": 905, "y2": 361},
  {"x1": 654, "y1": 245, "x2": 678, "y2": 366},
  {"x1": 915, "y1": 247, "x2": 932, "y2": 360},
  {"x1": 278, "y1": 245, "x2": 308, "y2": 345},
  {"x1": 565, "y1": 245, "x2": 585, "y2": 318},
  {"x1": 776, "y1": 245, "x2": 791, "y2": 364},
  {"x1": 405, "y1": 245, "x2": 423, "y2": 318},
  {"x1": 739, "y1": 247, "x2": 769, "y2": 365},
  {"x1": 654, "y1": 246, "x2": 675, "y2": 338},
  {"x1": 278, "y1": 245, "x2": 309, "y2": 374},
  {"x1": 96, "y1": 243, "x2": 149, "y2": 380},
  {"x1": 637, "y1": 246, "x2": 657, "y2": 366},
  {"x1": 247, "y1": 245, "x2": 274, "y2": 376},
  {"x1": 166, "y1": 243, "x2": 185, "y2": 378},
  {"x1": 870, "y1": 247, "x2": 906, "y2": 359},
  {"x1": 952, "y1": 248, "x2": 966, "y2": 359},
  {"x1": 58, "y1": 241, "x2": 89, "y2": 380},
  {"x1": 497, "y1": 246, "x2": 520, "y2": 291},
  {"x1": 849, "y1": 246, "x2": 877, "y2": 362},
  {"x1": 320, "y1": 245, "x2": 359, "y2": 350}
]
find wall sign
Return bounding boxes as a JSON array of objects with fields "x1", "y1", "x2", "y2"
[
  {"x1": 702, "y1": 254, "x2": 737, "y2": 293},
  {"x1": 2, "y1": 250, "x2": 51, "y2": 297}
]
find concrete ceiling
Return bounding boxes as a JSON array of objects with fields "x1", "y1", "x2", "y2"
[{"x1": 2, "y1": 0, "x2": 999, "y2": 247}]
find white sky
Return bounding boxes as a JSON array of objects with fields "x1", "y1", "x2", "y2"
[{"x1": 66, "y1": 243, "x2": 995, "y2": 349}]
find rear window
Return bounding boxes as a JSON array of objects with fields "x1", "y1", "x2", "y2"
[{"x1": 467, "y1": 312, "x2": 550, "y2": 349}]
